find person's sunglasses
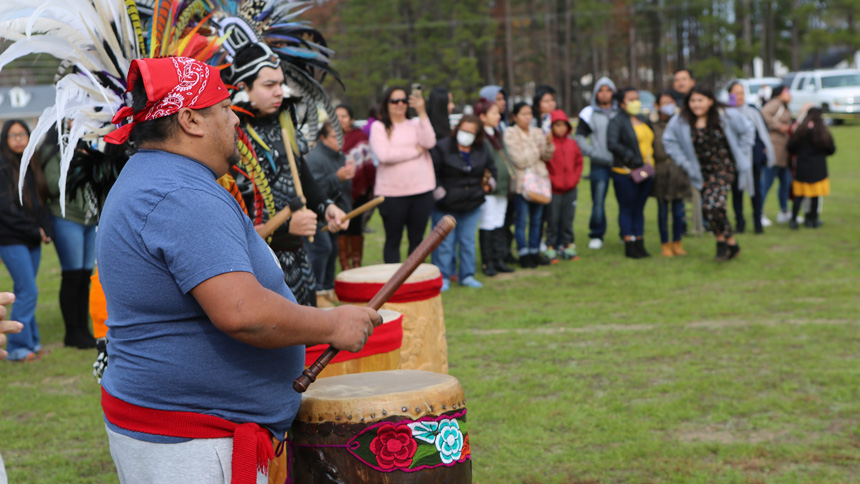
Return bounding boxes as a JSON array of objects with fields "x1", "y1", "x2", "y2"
[{"x1": 389, "y1": 98, "x2": 409, "y2": 105}]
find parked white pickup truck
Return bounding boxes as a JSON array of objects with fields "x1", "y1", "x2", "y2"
[{"x1": 783, "y1": 69, "x2": 860, "y2": 119}]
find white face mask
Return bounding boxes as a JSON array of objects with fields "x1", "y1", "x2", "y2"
[
  {"x1": 456, "y1": 130, "x2": 476, "y2": 147},
  {"x1": 659, "y1": 104, "x2": 676, "y2": 117}
]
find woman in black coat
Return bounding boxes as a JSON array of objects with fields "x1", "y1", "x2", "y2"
[
  {"x1": 0, "y1": 119, "x2": 53, "y2": 362},
  {"x1": 607, "y1": 87, "x2": 656, "y2": 259},
  {"x1": 787, "y1": 107, "x2": 835, "y2": 229},
  {"x1": 430, "y1": 115, "x2": 497, "y2": 291}
]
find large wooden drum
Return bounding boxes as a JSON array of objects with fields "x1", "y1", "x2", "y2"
[
  {"x1": 335, "y1": 264, "x2": 448, "y2": 374},
  {"x1": 304, "y1": 309, "x2": 403, "y2": 379},
  {"x1": 289, "y1": 370, "x2": 471, "y2": 483}
]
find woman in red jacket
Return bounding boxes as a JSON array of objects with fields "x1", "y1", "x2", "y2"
[{"x1": 545, "y1": 110, "x2": 584, "y2": 263}]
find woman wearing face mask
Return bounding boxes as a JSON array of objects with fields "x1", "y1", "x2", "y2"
[
  {"x1": 504, "y1": 102, "x2": 555, "y2": 268},
  {"x1": 662, "y1": 85, "x2": 755, "y2": 261},
  {"x1": 0, "y1": 120, "x2": 53, "y2": 362},
  {"x1": 651, "y1": 91, "x2": 692, "y2": 257},
  {"x1": 429, "y1": 115, "x2": 497, "y2": 290},
  {"x1": 607, "y1": 87, "x2": 656, "y2": 259}
]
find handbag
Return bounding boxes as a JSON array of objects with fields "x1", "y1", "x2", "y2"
[
  {"x1": 481, "y1": 169, "x2": 493, "y2": 194},
  {"x1": 522, "y1": 168, "x2": 551, "y2": 204},
  {"x1": 630, "y1": 163, "x2": 655, "y2": 184}
]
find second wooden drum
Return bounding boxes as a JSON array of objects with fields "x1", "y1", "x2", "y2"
[{"x1": 334, "y1": 263, "x2": 448, "y2": 374}]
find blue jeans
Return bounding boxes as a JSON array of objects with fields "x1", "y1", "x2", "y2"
[
  {"x1": 762, "y1": 166, "x2": 792, "y2": 213},
  {"x1": 431, "y1": 207, "x2": 481, "y2": 280},
  {"x1": 612, "y1": 173, "x2": 653, "y2": 238},
  {"x1": 304, "y1": 230, "x2": 338, "y2": 291},
  {"x1": 657, "y1": 198, "x2": 685, "y2": 243},
  {"x1": 0, "y1": 244, "x2": 42, "y2": 360},
  {"x1": 52, "y1": 216, "x2": 97, "y2": 271},
  {"x1": 588, "y1": 165, "x2": 612, "y2": 240},
  {"x1": 513, "y1": 195, "x2": 544, "y2": 255}
]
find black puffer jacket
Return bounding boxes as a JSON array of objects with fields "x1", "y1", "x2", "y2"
[
  {"x1": 430, "y1": 137, "x2": 497, "y2": 213},
  {"x1": 607, "y1": 114, "x2": 652, "y2": 170}
]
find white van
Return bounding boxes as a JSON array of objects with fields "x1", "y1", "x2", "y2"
[{"x1": 784, "y1": 69, "x2": 860, "y2": 118}]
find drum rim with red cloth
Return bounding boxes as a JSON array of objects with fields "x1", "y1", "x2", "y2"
[
  {"x1": 304, "y1": 309, "x2": 403, "y2": 366},
  {"x1": 334, "y1": 263, "x2": 443, "y2": 304}
]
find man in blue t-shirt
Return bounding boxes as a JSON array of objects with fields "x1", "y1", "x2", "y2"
[{"x1": 97, "y1": 57, "x2": 380, "y2": 484}]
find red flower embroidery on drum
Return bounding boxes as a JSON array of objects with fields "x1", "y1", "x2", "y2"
[
  {"x1": 461, "y1": 434, "x2": 470, "y2": 461},
  {"x1": 368, "y1": 423, "x2": 418, "y2": 470}
]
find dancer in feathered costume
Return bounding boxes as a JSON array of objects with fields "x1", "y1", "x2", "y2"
[{"x1": 207, "y1": 1, "x2": 350, "y2": 307}]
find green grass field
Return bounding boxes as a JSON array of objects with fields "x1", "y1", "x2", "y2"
[{"x1": 2, "y1": 125, "x2": 859, "y2": 483}]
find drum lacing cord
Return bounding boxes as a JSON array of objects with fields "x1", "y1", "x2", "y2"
[{"x1": 275, "y1": 438, "x2": 358, "y2": 484}]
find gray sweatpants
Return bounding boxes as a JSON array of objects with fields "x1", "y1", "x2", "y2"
[
  {"x1": 546, "y1": 188, "x2": 578, "y2": 248},
  {"x1": 106, "y1": 425, "x2": 268, "y2": 484}
]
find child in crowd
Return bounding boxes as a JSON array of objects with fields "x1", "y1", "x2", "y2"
[
  {"x1": 787, "y1": 107, "x2": 834, "y2": 229},
  {"x1": 544, "y1": 110, "x2": 583, "y2": 263}
]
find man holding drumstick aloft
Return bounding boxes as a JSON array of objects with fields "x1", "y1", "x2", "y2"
[{"x1": 97, "y1": 57, "x2": 380, "y2": 484}]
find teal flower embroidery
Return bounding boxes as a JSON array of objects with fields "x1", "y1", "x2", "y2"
[
  {"x1": 407, "y1": 420, "x2": 439, "y2": 444},
  {"x1": 434, "y1": 419, "x2": 464, "y2": 464}
]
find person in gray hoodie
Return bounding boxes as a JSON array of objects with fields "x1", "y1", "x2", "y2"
[{"x1": 574, "y1": 77, "x2": 618, "y2": 249}]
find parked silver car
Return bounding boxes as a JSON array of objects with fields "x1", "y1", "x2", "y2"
[{"x1": 784, "y1": 69, "x2": 860, "y2": 118}]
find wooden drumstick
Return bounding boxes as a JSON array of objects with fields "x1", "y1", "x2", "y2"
[
  {"x1": 281, "y1": 126, "x2": 313, "y2": 243},
  {"x1": 293, "y1": 215, "x2": 457, "y2": 393},
  {"x1": 320, "y1": 196, "x2": 385, "y2": 233},
  {"x1": 256, "y1": 197, "x2": 305, "y2": 240}
]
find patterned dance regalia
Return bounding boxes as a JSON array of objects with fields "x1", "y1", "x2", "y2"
[{"x1": 236, "y1": 112, "x2": 334, "y2": 307}]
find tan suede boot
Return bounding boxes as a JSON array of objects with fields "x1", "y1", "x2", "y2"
[
  {"x1": 661, "y1": 243, "x2": 674, "y2": 257},
  {"x1": 672, "y1": 240, "x2": 687, "y2": 256}
]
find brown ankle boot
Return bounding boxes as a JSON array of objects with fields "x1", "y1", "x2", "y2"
[
  {"x1": 350, "y1": 235, "x2": 364, "y2": 268},
  {"x1": 338, "y1": 236, "x2": 351, "y2": 270},
  {"x1": 661, "y1": 243, "x2": 674, "y2": 257},
  {"x1": 671, "y1": 240, "x2": 687, "y2": 256}
]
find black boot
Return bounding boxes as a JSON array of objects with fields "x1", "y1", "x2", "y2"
[
  {"x1": 479, "y1": 230, "x2": 497, "y2": 277},
  {"x1": 520, "y1": 253, "x2": 536, "y2": 269},
  {"x1": 715, "y1": 241, "x2": 729, "y2": 261},
  {"x1": 493, "y1": 229, "x2": 515, "y2": 273},
  {"x1": 635, "y1": 238, "x2": 651, "y2": 258},
  {"x1": 74, "y1": 269, "x2": 96, "y2": 349},
  {"x1": 60, "y1": 270, "x2": 78, "y2": 347},
  {"x1": 625, "y1": 241, "x2": 642, "y2": 259},
  {"x1": 727, "y1": 243, "x2": 741, "y2": 260}
]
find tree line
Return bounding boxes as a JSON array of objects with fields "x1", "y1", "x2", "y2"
[{"x1": 307, "y1": 0, "x2": 860, "y2": 116}]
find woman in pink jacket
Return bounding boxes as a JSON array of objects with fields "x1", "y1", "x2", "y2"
[{"x1": 370, "y1": 86, "x2": 437, "y2": 263}]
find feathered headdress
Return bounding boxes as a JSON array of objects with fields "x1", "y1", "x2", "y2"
[
  {"x1": 209, "y1": 0, "x2": 343, "y2": 143},
  {"x1": 0, "y1": 0, "x2": 223, "y2": 212}
]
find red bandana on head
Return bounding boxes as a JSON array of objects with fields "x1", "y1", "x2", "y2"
[{"x1": 104, "y1": 57, "x2": 230, "y2": 145}]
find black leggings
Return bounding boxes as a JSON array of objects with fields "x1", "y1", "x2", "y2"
[{"x1": 378, "y1": 191, "x2": 434, "y2": 263}]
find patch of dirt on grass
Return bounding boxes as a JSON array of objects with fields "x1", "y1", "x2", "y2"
[
  {"x1": 493, "y1": 270, "x2": 552, "y2": 281},
  {"x1": 676, "y1": 426, "x2": 787, "y2": 444},
  {"x1": 41, "y1": 375, "x2": 85, "y2": 395}
]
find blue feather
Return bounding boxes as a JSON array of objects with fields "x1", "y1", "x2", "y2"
[{"x1": 274, "y1": 46, "x2": 319, "y2": 60}]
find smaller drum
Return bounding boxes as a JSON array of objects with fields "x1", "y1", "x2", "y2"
[
  {"x1": 289, "y1": 370, "x2": 471, "y2": 483},
  {"x1": 335, "y1": 264, "x2": 448, "y2": 374},
  {"x1": 304, "y1": 309, "x2": 403, "y2": 379}
]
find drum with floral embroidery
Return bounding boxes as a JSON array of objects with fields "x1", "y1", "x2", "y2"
[{"x1": 288, "y1": 369, "x2": 471, "y2": 483}]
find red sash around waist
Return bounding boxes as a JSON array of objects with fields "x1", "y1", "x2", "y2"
[
  {"x1": 334, "y1": 274, "x2": 443, "y2": 303},
  {"x1": 304, "y1": 312, "x2": 403, "y2": 365},
  {"x1": 101, "y1": 388, "x2": 274, "y2": 484}
]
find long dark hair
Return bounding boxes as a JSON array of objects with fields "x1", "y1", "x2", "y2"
[
  {"x1": 449, "y1": 114, "x2": 485, "y2": 153},
  {"x1": 473, "y1": 99, "x2": 500, "y2": 150},
  {"x1": 791, "y1": 108, "x2": 832, "y2": 150},
  {"x1": 379, "y1": 85, "x2": 410, "y2": 136},
  {"x1": 1, "y1": 119, "x2": 47, "y2": 211},
  {"x1": 532, "y1": 85, "x2": 557, "y2": 116},
  {"x1": 427, "y1": 88, "x2": 451, "y2": 141},
  {"x1": 680, "y1": 85, "x2": 723, "y2": 130}
]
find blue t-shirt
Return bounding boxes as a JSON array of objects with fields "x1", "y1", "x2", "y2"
[{"x1": 97, "y1": 150, "x2": 304, "y2": 442}]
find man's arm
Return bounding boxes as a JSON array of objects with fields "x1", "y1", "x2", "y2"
[{"x1": 191, "y1": 272, "x2": 380, "y2": 352}]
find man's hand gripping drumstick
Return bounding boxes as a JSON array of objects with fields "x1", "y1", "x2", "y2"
[
  {"x1": 320, "y1": 196, "x2": 385, "y2": 233},
  {"x1": 294, "y1": 215, "x2": 457, "y2": 393}
]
